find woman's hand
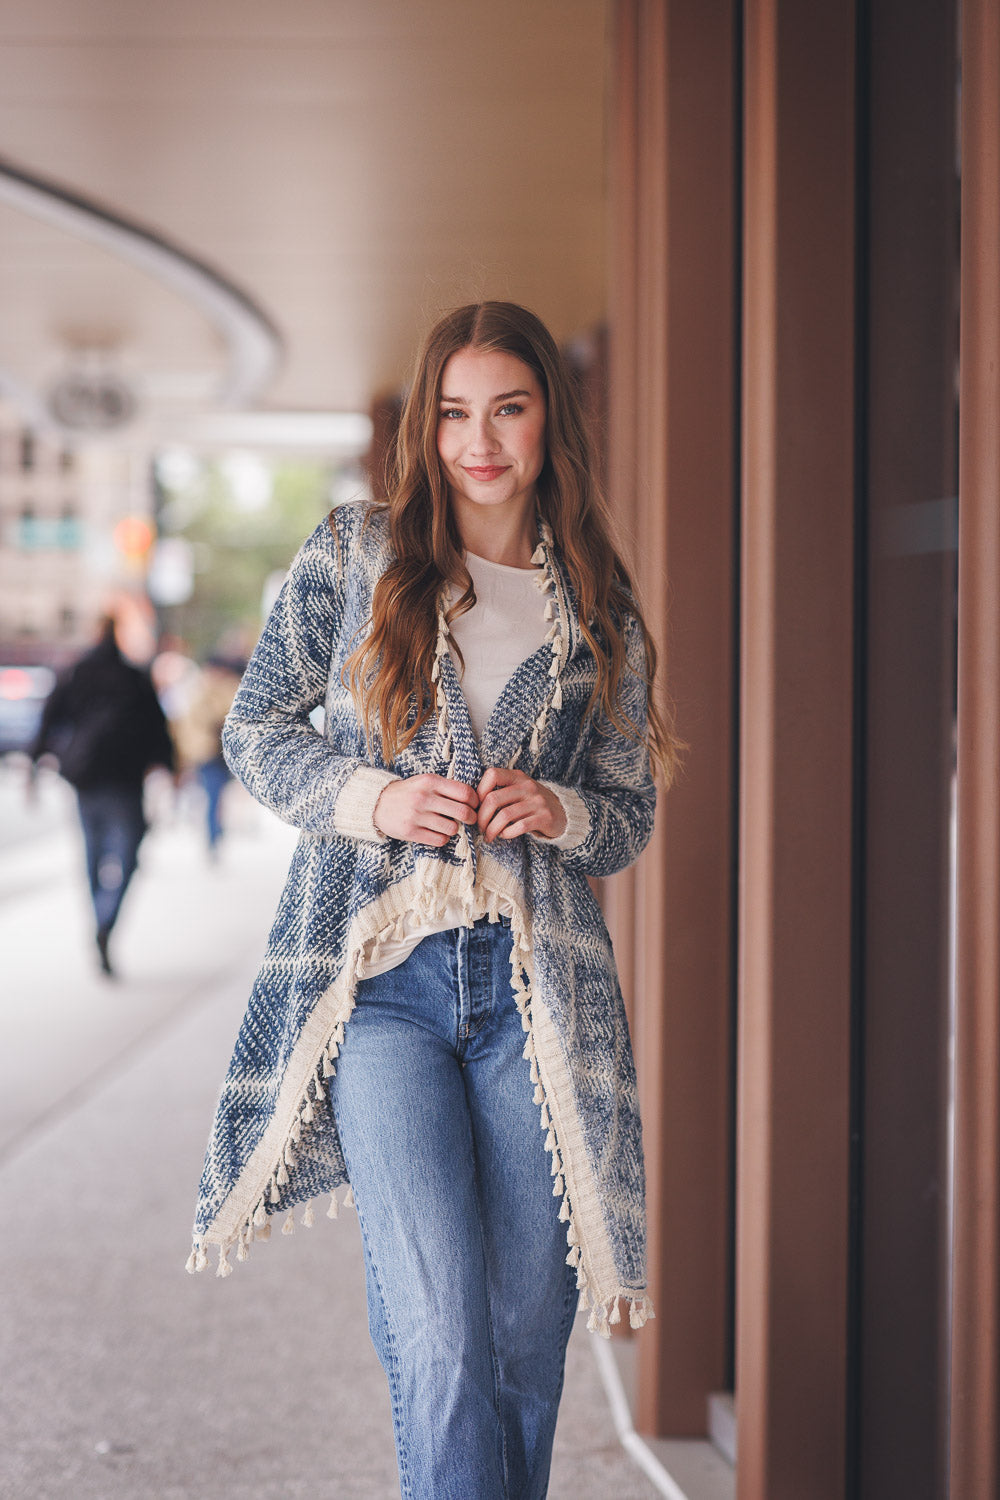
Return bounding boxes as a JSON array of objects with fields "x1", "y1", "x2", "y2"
[
  {"x1": 476, "y1": 768, "x2": 567, "y2": 843},
  {"x1": 373, "y1": 774, "x2": 479, "y2": 846}
]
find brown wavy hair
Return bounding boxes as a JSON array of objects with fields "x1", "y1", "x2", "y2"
[{"x1": 345, "y1": 301, "x2": 679, "y2": 784}]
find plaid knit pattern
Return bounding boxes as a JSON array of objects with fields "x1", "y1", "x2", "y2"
[{"x1": 189, "y1": 502, "x2": 657, "y2": 1333}]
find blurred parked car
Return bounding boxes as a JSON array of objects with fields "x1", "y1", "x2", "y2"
[{"x1": 0, "y1": 665, "x2": 57, "y2": 755}]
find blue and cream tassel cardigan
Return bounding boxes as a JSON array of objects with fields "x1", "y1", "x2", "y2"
[{"x1": 188, "y1": 501, "x2": 657, "y2": 1337}]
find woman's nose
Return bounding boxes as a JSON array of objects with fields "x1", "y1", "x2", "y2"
[{"x1": 468, "y1": 418, "x2": 501, "y2": 454}]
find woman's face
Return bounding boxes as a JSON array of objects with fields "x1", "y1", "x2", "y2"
[{"x1": 436, "y1": 347, "x2": 547, "y2": 522}]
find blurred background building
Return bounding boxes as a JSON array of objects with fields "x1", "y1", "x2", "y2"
[{"x1": 1, "y1": 3, "x2": 999, "y2": 1499}]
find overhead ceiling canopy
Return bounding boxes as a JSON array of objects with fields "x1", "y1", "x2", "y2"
[{"x1": 0, "y1": 0, "x2": 609, "y2": 433}]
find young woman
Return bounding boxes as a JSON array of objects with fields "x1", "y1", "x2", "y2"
[{"x1": 188, "y1": 301, "x2": 678, "y2": 1498}]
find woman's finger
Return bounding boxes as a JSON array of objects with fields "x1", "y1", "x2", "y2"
[
  {"x1": 482, "y1": 798, "x2": 539, "y2": 842},
  {"x1": 426, "y1": 792, "x2": 477, "y2": 824},
  {"x1": 412, "y1": 811, "x2": 463, "y2": 845},
  {"x1": 476, "y1": 783, "x2": 525, "y2": 828},
  {"x1": 477, "y1": 766, "x2": 523, "y2": 799}
]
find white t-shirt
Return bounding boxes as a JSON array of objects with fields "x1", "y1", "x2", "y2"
[
  {"x1": 446, "y1": 550, "x2": 550, "y2": 738},
  {"x1": 361, "y1": 549, "x2": 576, "y2": 978}
]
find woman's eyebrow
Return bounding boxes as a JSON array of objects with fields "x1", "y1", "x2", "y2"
[{"x1": 439, "y1": 388, "x2": 534, "y2": 404}]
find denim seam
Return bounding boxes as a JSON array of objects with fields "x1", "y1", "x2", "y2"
[
  {"x1": 346, "y1": 1192, "x2": 413, "y2": 1497},
  {"x1": 471, "y1": 1156, "x2": 510, "y2": 1500}
]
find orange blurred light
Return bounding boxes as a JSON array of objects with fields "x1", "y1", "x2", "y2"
[
  {"x1": 112, "y1": 516, "x2": 155, "y2": 559},
  {"x1": 0, "y1": 668, "x2": 32, "y2": 700}
]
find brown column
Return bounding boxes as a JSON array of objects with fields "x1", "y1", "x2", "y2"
[
  {"x1": 951, "y1": 0, "x2": 1000, "y2": 1491},
  {"x1": 608, "y1": 0, "x2": 739, "y2": 1435},
  {"x1": 364, "y1": 392, "x2": 403, "y2": 502},
  {"x1": 737, "y1": 3, "x2": 856, "y2": 1497},
  {"x1": 859, "y1": 2, "x2": 958, "y2": 1492}
]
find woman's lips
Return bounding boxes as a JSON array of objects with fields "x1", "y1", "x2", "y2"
[{"x1": 463, "y1": 465, "x2": 510, "y2": 481}]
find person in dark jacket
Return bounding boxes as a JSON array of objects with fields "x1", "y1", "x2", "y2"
[{"x1": 31, "y1": 615, "x2": 175, "y2": 974}]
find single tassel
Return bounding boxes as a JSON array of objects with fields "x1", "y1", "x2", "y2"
[
  {"x1": 343, "y1": 1186, "x2": 356, "y2": 1209},
  {"x1": 529, "y1": 1058, "x2": 540, "y2": 1085},
  {"x1": 290, "y1": 1117, "x2": 302, "y2": 1144},
  {"x1": 327, "y1": 1193, "x2": 340, "y2": 1220},
  {"x1": 576, "y1": 1262, "x2": 588, "y2": 1291},
  {"x1": 313, "y1": 1076, "x2": 325, "y2": 1101},
  {"x1": 237, "y1": 1238, "x2": 249, "y2": 1263},
  {"x1": 588, "y1": 1302, "x2": 612, "y2": 1338},
  {"x1": 276, "y1": 1162, "x2": 289, "y2": 1187},
  {"x1": 322, "y1": 1052, "x2": 335, "y2": 1078},
  {"x1": 533, "y1": 1083, "x2": 545, "y2": 1107},
  {"x1": 530, "y1": 543, "x2": 545, "y2": 565},
  {"x1": 301, "y1": 1100, "x2": 315, "y2": 1125},
  {"x1": 302, "y1": 1202, "x2": 315, "y2": 1228},
  {"x1": 544, "y1": 599, "x2": 554, "y2": 620},
  {"x1": 548, "y1": 656, "x2": 559, "y2": 678},
  {"x1": 530, "y1": 725, "x2": 540, "y2": 756},
  {"x1": 216, "y1": 1248, "x2": 233, "y2": 1279},
  {"x1": 552, "y1": 1173, "x2": 564, "y2": 1197},
  {"x1": 269, "y1": 1179, "x2": 280, "y2": 1205},
  {"x1": 521, "y1": 1010, "x2": 532, "y2": 1033},
  {"x1": 558, "y1": 1198, "x2": 571, "y2": 1223},
  {"x1": 550, "y1": 1152, "x2": 562, "y2": 1176},
  {"x1": 609, "y1": 1297, "x2": 622, "y2": 1326},
  {"x1": 566, "y1": 1221, "x2": 580, "y2": 1246},
  {"x1": 551, "y1": 679, "x2": 563, "y2": 710},
  {"x1": 255, "y1": 1219, "x2": 271, "y2": 1242},
  {"x1": 284, "y1": 1142, "x2": 295, "y2": 1168},
  {"x1": 539, "y1": 1102, "x2": 551, "y2": 1129},
  {"x1": 629, "y1": 1299, "x2": 647, "y2": 1330},
  {"x1": 566, "y1": 1247, "x2": 579, "y2": 1268},
  {"x1": 253, "y1": 1201, "x2": 267, "y2": 1227},
  {"x1": 282, "y1": 1212, "x2": 295, "y2": 1236},
  {"x1": 185, "y1": 1248, "x2": 198, "y2": 1275}
]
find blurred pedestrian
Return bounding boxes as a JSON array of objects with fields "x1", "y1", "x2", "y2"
[
  {"x1": 171, "y1": 655, "x2": 242, "y2": 857},
  {"x1": 30, "y1": 615, "x2": 175, "y2": 975},
  {"x1": 189, "y1": 302, "x2": 680, "y2": 1497}
]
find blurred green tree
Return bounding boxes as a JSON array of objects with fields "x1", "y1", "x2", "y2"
[{"x1": 154, "y1": 453, "x2": 353, "y2": 662}]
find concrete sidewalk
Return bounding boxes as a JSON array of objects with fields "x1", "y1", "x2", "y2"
[{"x1": 0, "y1": 778, "x2": 658, "y2": 1499}]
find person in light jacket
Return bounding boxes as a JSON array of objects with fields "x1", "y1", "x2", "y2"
[{"x1": 189, "y1": 302, "x2": 678, "y2": 1499}]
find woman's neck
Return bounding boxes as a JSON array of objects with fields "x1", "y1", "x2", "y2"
[{"x1": 451, "y1": 497, "x2": 539, "y2": 569}]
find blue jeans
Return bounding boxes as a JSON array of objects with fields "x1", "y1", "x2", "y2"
[
  {"x1": 75, "y1": 784, "x2": 146, "y2": 936},
  {"x1": 196, "y1": 756, "x2": 230, "y2": 848},
  {"x1": 331, "y1": 916, "x2": 579, "y2": 1500}
]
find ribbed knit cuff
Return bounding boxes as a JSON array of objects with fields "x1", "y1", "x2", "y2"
[
  {"x1": 332, "y1": 766, "x2": 397, "y2": 843},
  {"x1": 532, "y1": 782, "x2": 591, "y2": 852}
]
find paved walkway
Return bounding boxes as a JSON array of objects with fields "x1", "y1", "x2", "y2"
[{"x1": 0, "y1": 766, "x2": 658, "y2": 1499}]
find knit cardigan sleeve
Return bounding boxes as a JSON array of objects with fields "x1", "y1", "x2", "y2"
[
  {"x1": 222, "y1": 515, "x2": 391, "y2": 840},
  {"x1": 545, "y1": 613, "x2": 657, "y2": 879}
]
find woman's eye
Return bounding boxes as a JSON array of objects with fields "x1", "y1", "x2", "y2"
[
  {"x1": 439, "y1": 408, "x2": 466, "y2": 421},
  {"x1": 497, "y1": 402, "x2": 524, "y2": 417}
]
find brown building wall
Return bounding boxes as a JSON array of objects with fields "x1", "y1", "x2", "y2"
[{"x1": 606, "y1": 1, "x2": 999, "y2": 1495}]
